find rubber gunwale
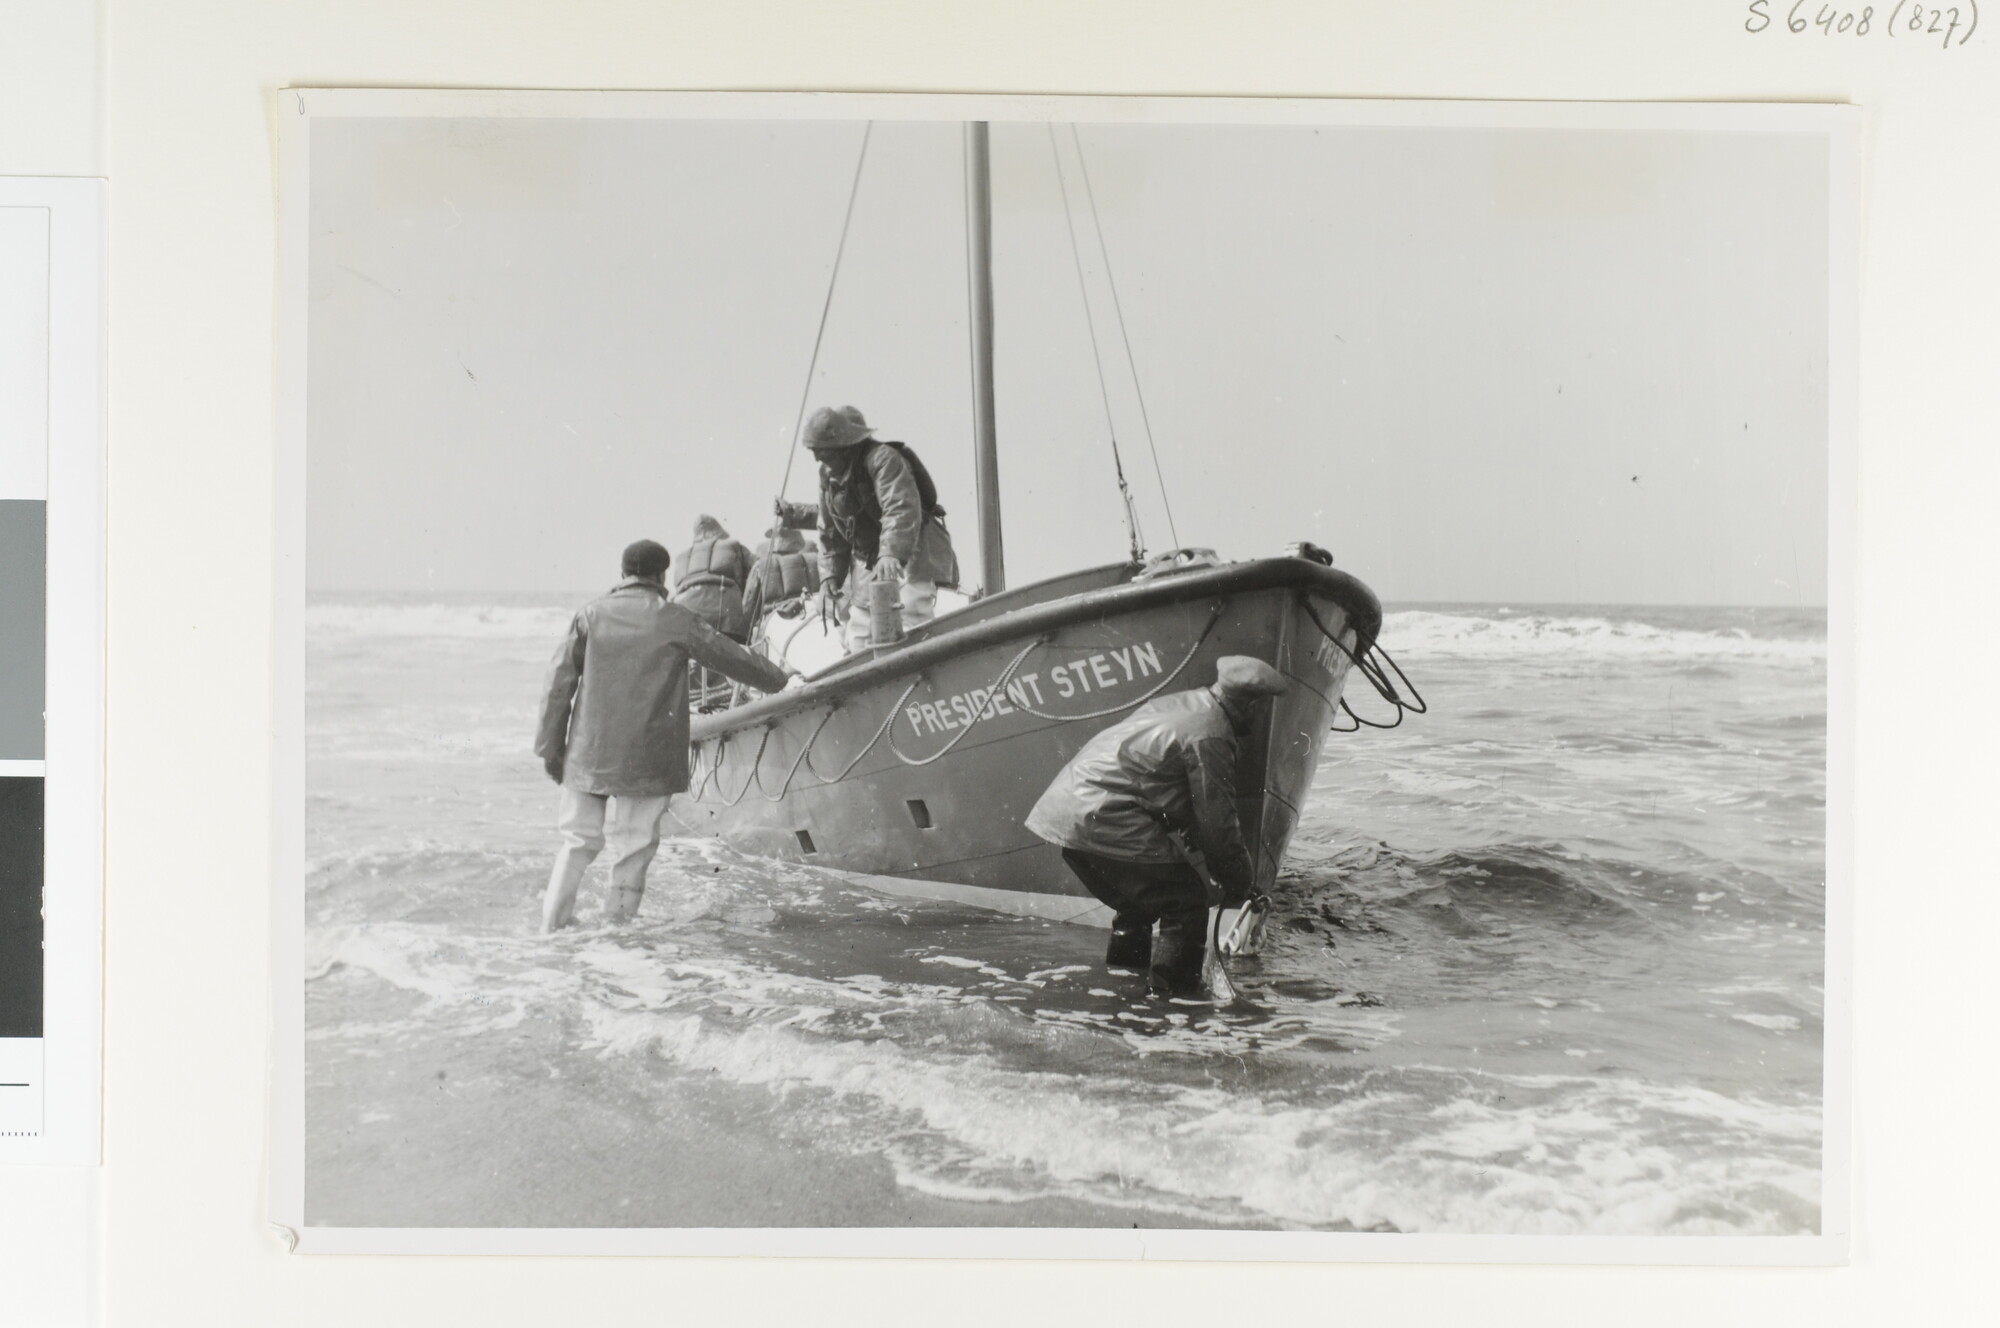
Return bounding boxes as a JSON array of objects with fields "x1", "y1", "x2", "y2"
[{"x1": 693, "y1": 557, "x2": 1381, "y2": 740}]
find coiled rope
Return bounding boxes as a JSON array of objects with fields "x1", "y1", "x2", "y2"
[{"x1": 1301, "y1": 599, "x2": 1427, "y2": 731}]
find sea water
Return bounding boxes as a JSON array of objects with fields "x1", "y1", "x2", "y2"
[{"x1": 304, "y1": 596, "x2": 1825, "y2": 1234}]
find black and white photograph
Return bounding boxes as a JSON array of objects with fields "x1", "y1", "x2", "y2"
[{"x1": 278, "y1": 92, "x2": 1849, "y2": 1253}]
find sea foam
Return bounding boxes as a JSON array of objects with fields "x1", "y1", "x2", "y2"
[
  {"x1": 1379, "y1": 610, "x2": 1825, "y2": 661},
  {"x1": 307, "y1": 600, "x2": 575, "y2": 640}
]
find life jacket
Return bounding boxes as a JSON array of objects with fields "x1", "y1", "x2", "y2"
[
  {"x1": 749, "y1": 529, "x2": 819, "y2": 604},
  {"x1": 672, "y1": 516, "x2": 753, "y2": 638},
  {"x1": 674, "y1": 516, "x2": 750, "y2": 595},
  {"x1": 821, "y1": 440, "x2": 944, "y2": 567},
  {"x1": 881, "y1": 440, "x2": 941, "y2": 516}
]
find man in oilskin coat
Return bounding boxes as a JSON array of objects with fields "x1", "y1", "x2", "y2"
[
  {"x1": 795, "y1": 404, "x2": 958, "y2": 653},
  {"x1": 535, "y1": 539, "x2": 793, "y2": 933},
  {"x1": 1025, "y1": 656, "x2": 1291, "y2": 998}
]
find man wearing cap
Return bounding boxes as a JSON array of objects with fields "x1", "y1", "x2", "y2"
[
  {"x1": 534, "y1": 539, "x2": 794, "y2": 932},
  {"x1": 791, "y1": 405, "x2": 959, "y2": 653},
  {"x1": 1024, "y1": 656, "x2": 1292, "y2": 998}
]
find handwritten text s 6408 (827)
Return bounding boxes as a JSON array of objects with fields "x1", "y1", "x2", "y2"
[{"x1": 1746, "y1": 0, "x2": 1978, "y2": 45}]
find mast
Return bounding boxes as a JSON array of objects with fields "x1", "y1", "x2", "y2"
[{"x1": 965, "y1": 121, "x2": 1005, "y2": 595}]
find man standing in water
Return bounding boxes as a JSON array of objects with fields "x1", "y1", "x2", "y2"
[
  {"x1": 1025, "y1": 656, "x2": 1290, "y2": 998},
  {"x1": 535, "y1": 539, "x2": 793, "y2": 932},
  {"x1": 797, "y1": 405, "x2": 958, "y2": 652}
]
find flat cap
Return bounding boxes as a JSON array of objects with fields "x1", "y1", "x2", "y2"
[
  {"x1": 621, "y1": 539, "x2": 672, "y2": 580},
  {"x1": 1214, "y1": 655, "x2": 1289, "y2": 699}
]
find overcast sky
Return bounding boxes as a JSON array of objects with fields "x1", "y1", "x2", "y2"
[{"x1": 307, "y1": 115, "x2": 1828, "y2": 605}]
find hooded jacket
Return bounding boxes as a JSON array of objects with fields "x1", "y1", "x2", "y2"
[
  {"x1": 815, "y1": 441, "x2": 959, "y2": 591},
  {"x1": 742, "y1": 526, "x2": 821, "y2": 621},
  {"x1": 535, "y1": 577, "x2": 790, "y2": 797},
  {"x1": 672, "y1": 515, "x2": 755, "y2": 640},
  {"x1": 1024, "y1": 686, "x2": 1256, "y2": 899}
]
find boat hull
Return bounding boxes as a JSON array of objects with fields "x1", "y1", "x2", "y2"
[{"x1": 667, "y1": 557, "x2": 1376, "y2": 925}]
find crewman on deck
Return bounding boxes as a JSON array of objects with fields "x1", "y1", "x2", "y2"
[
  {"x1": 1024, "y1": 656, "x2": 1291, "y2": 998},
  {"x1": 534, "y1": 539, "x2": 793, "y2": 932},
  {"x1": 741, "y1": 523, "x2": 821, "y2": 625},
  {"x1": 671, "y1": 514, "x2": 755, "y2": 643},
  {"x1": 794, "y1": 405, "x2": 959, "y2": 653}
]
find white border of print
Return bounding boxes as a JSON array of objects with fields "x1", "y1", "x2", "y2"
[
  {"x1": 0, "y1": 176, "x2": 105, "y2": 1169},
  {"x1": 270, "y1": 88, "x2": 1856, "y2": 1264}
]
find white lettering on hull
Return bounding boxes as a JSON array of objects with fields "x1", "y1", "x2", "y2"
[
  {"x1": 1313, "y1": 626, "x2": 1348, "y2": 677},
  {"x1": 904, "y1": 638, "x2": 1169, "y2": 738}
]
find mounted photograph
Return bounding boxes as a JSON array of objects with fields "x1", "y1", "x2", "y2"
[{"x1": 271, "y1": 91, "x2": 1852, "y2": 1259}]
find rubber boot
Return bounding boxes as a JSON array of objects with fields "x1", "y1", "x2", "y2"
[
  {"x1": 606, "y1": 830, "x2": 659, "y2": 924},
  {"x1": 541, "y1": 845, "x2": 595, "y2": 933},
  {"x1": 1147, "y1": 905, "x2": 1209, "y2": 999},
  {"x1": 1104, "y1": 913, "x2": 1153, "y2": 975}
]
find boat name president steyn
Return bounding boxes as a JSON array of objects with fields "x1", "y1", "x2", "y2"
[{"x1": 903, "y1": 640, "x2": 1169, "y2": 738}]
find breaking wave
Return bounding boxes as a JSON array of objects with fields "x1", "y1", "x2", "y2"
[
  {"x1": 1379, "y1": 610, "x2": 1825, "y2": 661},
  {"x1": 308, "y1": 915, "x2": 1820, "y2": 1234},
  {"x1": 307, "y1": 600, "x2": 575, "y2": 640}
]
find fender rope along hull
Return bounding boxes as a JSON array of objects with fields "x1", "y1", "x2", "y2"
[{"x1": 668, "y1": 554, "x2": 1380, "y2": 925}]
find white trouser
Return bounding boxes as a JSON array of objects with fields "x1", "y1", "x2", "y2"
[
  {"x1": 541, "y1": 787, "x2": 670, "y2": 931},
  {"x1": 843, "y1": 577, "x2": 937, "y2": 653}
]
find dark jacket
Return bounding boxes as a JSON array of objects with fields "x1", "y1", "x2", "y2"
[
  {"x1": 672, "y1": 515, "x2": 754, "y2": 640},
  {"x1": 742, "y1": 527, "x2": 821, "y2": 621},
  {"x1": 1024, "y1": 686, "x2": 1256, "y2": 898},
  {"x1": 535, "y1": 577, "x2": 790, "y2": 797},
  {"x1": 816, "y1": 441, "x2": 959, "y2": 591}
]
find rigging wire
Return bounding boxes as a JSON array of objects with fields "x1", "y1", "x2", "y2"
[
  {"x1": 778, "y1": 121, "x2": 874, "y2": 499},
  {"x1": 1046, "y1": 125, "x2": 1145, "y2": 565},
  {"x1": 1070, "y1": 124, "x2": 1180, "y2": 550},
  {"x1": 755, "y1": 122, "x2": 872, "y2": 670}
]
